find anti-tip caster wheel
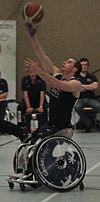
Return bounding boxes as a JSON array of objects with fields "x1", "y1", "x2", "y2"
[
  {"x1": 20, "y1": 183, "x2": 25, "y2": 192},
  {"x1": 31, "y1": 182, "x2": 42, "y2": 189},
  {"x1": 79, "y1": 182, "x2": 84, "y2": 191},
  {"x1": 8, "y1": 182, "x2": 14, "y2": 190}
]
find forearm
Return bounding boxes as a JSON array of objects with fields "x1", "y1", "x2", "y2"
[
  {"x1": 30, "y1": 35, "x2": 58, "y2": 75},
  {"x1": 0, "y1": 92, "x2": 8, "y2": 100},
  {"x1": 37, "y1": 67, "x2": 60, "y2": 89},
  {"x1": 25, "y1": 99, "x2": 31, "y2": 108},
  {"x1": 82, "y1": 82, "x2": 98, "y2": 91},
  {"x1": 39, "y1": 91, "x2": 45, "y2": 107},
  {"x1": 23, "y1": 92, "x2": 31, "y2": 108}
]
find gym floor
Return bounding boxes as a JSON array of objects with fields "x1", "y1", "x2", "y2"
[{"x1": 0, "y1": 129, "x2": 100, "y2": 202}]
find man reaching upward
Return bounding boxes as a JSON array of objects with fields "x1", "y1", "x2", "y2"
[{"x1": 24, "y1": 23, "x2": 82, "y2": 136}]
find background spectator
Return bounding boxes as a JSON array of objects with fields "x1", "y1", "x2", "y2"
[
  {"x1": 75, "y1": 58, "x2": 100, "y2": 132},
  {"x1": 17, "y1": 66, "x2": 48, "y2": 132}
]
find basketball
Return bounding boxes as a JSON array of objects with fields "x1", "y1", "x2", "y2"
[{"x1": 23, "y1": 2, "x2": 44, "y2": 24}]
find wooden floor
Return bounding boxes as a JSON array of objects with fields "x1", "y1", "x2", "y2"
[{"x1": 0, "y1": 129, "x2": 100, "y2": 202}]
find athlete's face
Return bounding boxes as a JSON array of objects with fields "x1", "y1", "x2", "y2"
[{"x1": 61, "y1": 58, "x2": 76, "y2": 74}]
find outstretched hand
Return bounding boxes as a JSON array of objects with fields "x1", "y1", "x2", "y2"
[
  {"x1": 24, "y1": 58, "x2": 39, "y2": 74},
  {"x1": 25, "y1": 22, "x2": 38, "y2": 37}
]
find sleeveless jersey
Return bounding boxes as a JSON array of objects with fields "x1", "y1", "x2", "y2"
[{"x1": 49, "y1": 74, "x2": 77, "y2": 129}]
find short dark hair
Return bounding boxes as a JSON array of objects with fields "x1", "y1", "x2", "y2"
[
  {"x1": 72, "y1": 58, "x2": 82, "y2": 76},
  {"x1": 79, "y1": 57, "x2": 89, "y2": 66}
]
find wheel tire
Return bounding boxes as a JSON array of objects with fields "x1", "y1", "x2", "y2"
[{"x1": 32, "y1": 135, "x2": 86, "y2": 192}]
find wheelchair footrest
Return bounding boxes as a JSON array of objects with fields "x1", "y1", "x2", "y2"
[{"x1": 6, "y1": 174, "x2": 39, "y2": 185}]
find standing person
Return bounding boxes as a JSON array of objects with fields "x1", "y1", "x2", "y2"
[
  {"x1": 0, "y1": 70, "x2": 28, "y2": 142},
  {"x1": 17, "y1": 66, "x2": 48, "y2": 132},
  {"x1": 24, "y1": 23, "x2": 82, "y2": 139},
  {"x1": 74, "y1": 57, "x2": 100, "y2": 132}
]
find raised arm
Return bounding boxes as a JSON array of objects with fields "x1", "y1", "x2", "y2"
[{"x1": 26, "y1": 23, "x2": 60, "y2": 75}]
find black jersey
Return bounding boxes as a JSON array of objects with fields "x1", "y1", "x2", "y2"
[
  {"x1": 76, "y1": 72, "x2": 97, "y2": 99},
  {"x1": 49, "y1": 74, "x2": 77, "y2": 129},
  {"x1": 21, "y1": 75, "x2": 46, "y2": 109}
]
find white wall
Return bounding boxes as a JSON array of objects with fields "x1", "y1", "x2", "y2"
[{"x1": 0, "y1": 20, "x2": 16, "y2": 99}]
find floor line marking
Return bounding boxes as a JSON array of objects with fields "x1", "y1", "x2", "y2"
[
  {"x1": 40, "y1": 161, "x2": 100, "y2": 202},
  {"x1": 86, "y1": 162, "x2": 100, "y2": 174}
]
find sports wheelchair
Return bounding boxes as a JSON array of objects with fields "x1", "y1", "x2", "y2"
[{"x1": 6, "y1": 120, "x2": 86, "y2": 192}]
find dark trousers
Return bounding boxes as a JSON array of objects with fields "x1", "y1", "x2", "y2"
[{"x1": 75, "y1": 98, "x2": 100, "y2": 128}]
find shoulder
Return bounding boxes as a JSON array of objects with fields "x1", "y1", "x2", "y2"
[
  {"x1": 22, "y1": 75, "x2": 30, "y2": 83},
  {"x1": 22, "y1": 75, "x2": 29, "y2": 80},
  {"x1": 86, "y1": 72, "x2": 96, "y2": 78},
  {"x1": 1, "y1": 78, "x2": 7, "y2": 81},
  {"x1": 69, "y1": 78, "x2": 81, "y2": 85},
  {"x1": 90, "y1": 73, "x2": 98, "y2": 81},
  {"x1": 54, "y1": 73, "x2": 63, "y2": 80},
  {"x1": 37, "y1": 76, "x2": 46, "y2": 84},
  {"x1": 37, "y1": 75, "x2": 44, "y2": 81},
  {"x1": 75, "y1": 73, "x2": 82, "y2": 79},
  {"x1": 85, "y1": 72, "x2": 98, "y2": 83},
  {"x1": 1, "y1": 78, "x2": 8, "y2": 84}
]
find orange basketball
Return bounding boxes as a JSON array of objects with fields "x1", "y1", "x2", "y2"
[{"x1": 23, "y1": 2, "x2": 44, "y2": 24}]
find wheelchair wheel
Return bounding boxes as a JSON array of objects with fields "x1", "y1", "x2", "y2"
[{"x1": 32, "y1": 135, "x2": 86, "y2": 191}]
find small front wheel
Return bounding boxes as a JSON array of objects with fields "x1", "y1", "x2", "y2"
[
  {"x1": 20, "y1": 183, "x2": 25, "y2": 192},
  {"x1": 8, "y1": 182, "x2": 14, "y2": 189},
  {"x1": 79, "y1": 182, "x2": 84, "y2": 191}
]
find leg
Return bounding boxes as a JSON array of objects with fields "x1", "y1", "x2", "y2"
[
  {"x1": 0, "y1": 120, "x2": 28, "y2": 142},
  {"x1": 74, "y1": 98, "x2": 92, "y2": 129},
  {"x1": 86, "y1": 99, "x2": 100, "y2": 119}
]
